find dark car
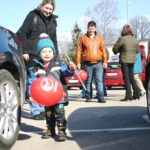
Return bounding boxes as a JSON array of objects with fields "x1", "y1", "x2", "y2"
[{"x1": 0, "y1": 26, "x2": 26, "y2": 149}]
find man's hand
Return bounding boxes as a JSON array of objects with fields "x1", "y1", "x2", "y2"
[
  {"x1": 103, "y1": 63, "x2": 107, "y2": 69},
  {"x1": 23, "y1": 54, "x2": 29, "y2": 61},
  {"x1": 77, "y1": 64, "x2": 81, "y2": 70}
]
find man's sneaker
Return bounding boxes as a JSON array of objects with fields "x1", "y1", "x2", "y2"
[
  {"x1": 98, "y1": 98, "x2": 106, "y2": 103},
  {"x1": 85, "y1": 98, "x2": 91, "y2": 102}
]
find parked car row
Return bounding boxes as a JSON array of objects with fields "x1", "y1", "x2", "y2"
[
  {"x1": 65, "y1": 61, "x2": 145, "y2": 90},
  {"x1": 64, "y1": 62, "x2": 124, "y2": 90}
]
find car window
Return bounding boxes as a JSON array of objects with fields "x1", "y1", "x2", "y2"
[{"x1": 108, "y1": 63, "x2": 121, "y2": 69}]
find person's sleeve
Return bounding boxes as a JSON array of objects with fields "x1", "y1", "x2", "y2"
[
  {"x1": 52, "y1": 29, "x2": 59, "y2": 56},
  {"x1": 17, "y1": 12, "x2": 35, "y2": 54},
  {"x1": 61, "y1": 62, "x2": 75, "y2": 77},
  {"x1": 76, "y1": 36, "x2": 82, "y2": 65},
  {"x1": 112, "y1": 37, "x2": 122, "y2": 55},
  {"x1": 100, "y1": 36, "x2": 107, "y2": 64},
  {"x1": 27, "y1": 68, "x2": 37, "y2": 96},
  {"x1": 105, "y1": 48, "x2": 109, "y2": 61},
  {"x1": 51, "y1": 18, "x2": 59, "y2": 56},
  {"x1": 140, "y1": 49, "x2": 146, "y2": 60}
]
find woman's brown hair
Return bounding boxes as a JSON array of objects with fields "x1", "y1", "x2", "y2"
[
  {"x1": 121, "y1": 24, "x2": 134, "y2": 36},
  {"x1": 38, "y1": 0, "x2": 56, "y2": 10}
]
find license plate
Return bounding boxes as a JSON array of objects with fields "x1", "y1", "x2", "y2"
[
  {"x1": 106, "y1": 73, "x2": 117, "y2": 76},
  {"x1": 68, "y1": 80, "x2": 79, "y2": 83}
]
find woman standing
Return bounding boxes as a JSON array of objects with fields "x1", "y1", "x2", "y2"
[
  {"x1": 17, "y1": 0, "x2": 58, "y2": 119},
  {"x1": 17, "y1": 0, "x2": 58, "y2": 67},
  {"x1": 113, "y1": 24, "x2": 141, "y2": 101}
]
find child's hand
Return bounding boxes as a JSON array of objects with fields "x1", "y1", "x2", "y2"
[
  {"x1": 69, "y1": 61, "x2": 76, "y2": 71},
  {"x1": 29, "y1": 96, "x2": 34, "y2": 102}
]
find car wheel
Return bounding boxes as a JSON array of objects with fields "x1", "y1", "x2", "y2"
[
  {"x1": 0, "y1": 69, "x2": 21, "y2": 149},
  {"x1": 147, "y1": 79, "x2": 150, "y2": 119},
  {"x1": 79, "y1": 87, "x2": 83, "y2": 90},
  {"x1": 107, "y1": 86, "x2": 112, "y2": 90},
  {"x1": 67, "y1": 87, "x2": 71, "y2": 90}
]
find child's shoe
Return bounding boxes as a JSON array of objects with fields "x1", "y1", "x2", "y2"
[
  {"x1": 55, "y1": 131, "x2": 67, "y2": 141},
  {"x1": 41, "y1": 128, "x2": 56, "y2": 139}
]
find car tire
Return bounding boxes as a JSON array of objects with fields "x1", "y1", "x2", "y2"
[
  {"x1": 147, "y1": 79, "x2": 150, "y2": 119},
  {"x1": 79, "y1": 87, "x2": 83, "y2": 90},
  {"x1": 67, "y1": 87, "x2": 71, "y2": 90},
  {"x1": 0, "y1": 69, "x2": 21, "y2": 149},
  {"x1": 107, "y1": 86, "x2": 112, "y2": 90}
]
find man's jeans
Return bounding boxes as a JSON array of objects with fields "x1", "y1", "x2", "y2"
[{"x1": 84, "y1": 61, "x2": 104, "y2": 99}]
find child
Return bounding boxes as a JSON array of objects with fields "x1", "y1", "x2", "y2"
[
  {"x1": 28, "y1": 34, "x2": 75, "y2": 141},
  {"x1": 134, "y1": 52, "x2": 146, "y2": 96},
  {"x1": 27, "y1": 33, "x2": 50, "y2": 120}
]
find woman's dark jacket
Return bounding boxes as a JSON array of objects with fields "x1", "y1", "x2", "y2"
[
  {"x1": 113, "y1": 35, "x2": 139, "y2": 63},
  {"x1": 17, "y1": 8, "x2": 58, "y2": 56},
  {"x1": 27, "y1": 57, "x2": 74, "y2": 105}
]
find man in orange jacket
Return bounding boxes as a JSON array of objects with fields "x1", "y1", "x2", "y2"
[{"x1": 76, "y1": 21, "x2": 107, "y2": 103}]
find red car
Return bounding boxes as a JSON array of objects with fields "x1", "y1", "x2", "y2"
[
  {"x1": 104, "y1": 62, "x2": 145, "y2": 89},
  {"x1": 65, "y1": 74, "x2": 82, "y2": 90},
  {"x1": 104, "y1": 62, "x2": 124, "y2": 89}
]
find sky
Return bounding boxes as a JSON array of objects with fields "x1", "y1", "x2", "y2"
[{"x1": 0, "y1": 0, "x2": 150, "y2": 34}]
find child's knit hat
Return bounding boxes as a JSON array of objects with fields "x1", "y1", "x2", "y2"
[{"x1": 36, "y1": 38, "x2": 56, "y2": 55}]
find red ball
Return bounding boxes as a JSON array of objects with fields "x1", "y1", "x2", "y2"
[
  {"x1": 75, "y1": 69, "x2": 88, "y2": 81},
  {"x1": 30, "y1": 76, "x2": 65, "y2": 106}
]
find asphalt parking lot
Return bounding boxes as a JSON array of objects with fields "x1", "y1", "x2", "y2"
[{"x1": 12, "y1": 88, "x2": 150, "y2": 150}]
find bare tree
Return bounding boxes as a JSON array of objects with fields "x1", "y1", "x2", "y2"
[
  {"x1": 85, "y1": 0, "x2": 119, "y2": 44},
  {"x1": 130, "y1": 16, "x2": 150, "y2": 40}
]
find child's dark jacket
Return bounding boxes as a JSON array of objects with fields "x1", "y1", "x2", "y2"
[{"x1": 27, "y1": 57, "x2": 74, "y2": 105}]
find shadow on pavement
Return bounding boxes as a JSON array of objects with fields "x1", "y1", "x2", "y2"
[
  {"x1": 17, "y1": 134, "x2": 31, "y2": 141},
  {"x1": 20, "y1": 123, "x2": 43, "y2": 133},
  {"x1": 67, "y1": 106, "x2": 150, "y2": 150}
]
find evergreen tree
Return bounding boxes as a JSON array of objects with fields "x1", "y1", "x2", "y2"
[{"x1": 68, "y1": 22, "x2": 82, "y2": 63}]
